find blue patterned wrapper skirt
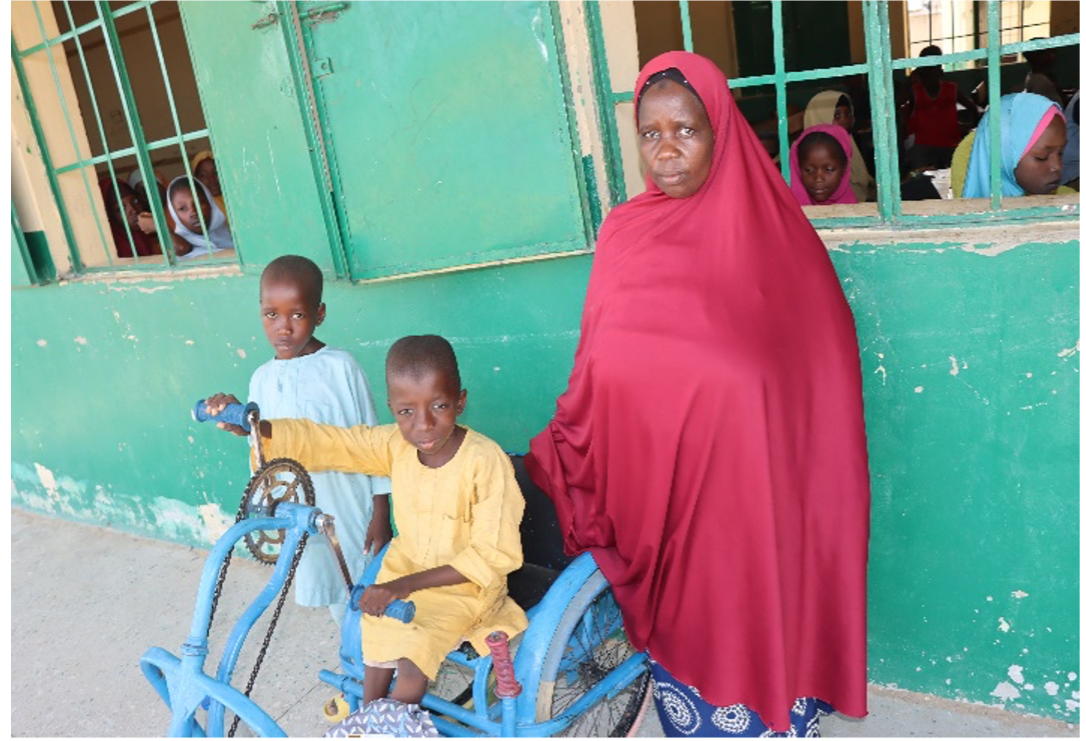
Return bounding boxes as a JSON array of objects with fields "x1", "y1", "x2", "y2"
[{"x1": 648, "y1": 656, "x2": 835, "y2": 737}]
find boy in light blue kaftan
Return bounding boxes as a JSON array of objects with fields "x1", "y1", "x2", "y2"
[{"x1": 205, "y1": 255, "x2": 391, "y2": 625}]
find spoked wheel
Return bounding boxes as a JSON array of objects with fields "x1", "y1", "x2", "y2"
[
  {"x1": 535, "y1": 571, "x2": 651, "y2": 737},
  {"x1": 240, "y1": 458, "x2": 315, "y2": 564}
]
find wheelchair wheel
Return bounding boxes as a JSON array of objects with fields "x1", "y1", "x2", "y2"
[{"x1": 534, "y1": 570, "x2": 650, "y2": 737}]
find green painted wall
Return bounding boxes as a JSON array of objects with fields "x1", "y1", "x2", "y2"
[{"x1": 833, "y1": 235, "x2": 1079, "y2": 722}]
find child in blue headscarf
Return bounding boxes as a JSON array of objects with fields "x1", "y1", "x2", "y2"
[{"x1": 955, "y1": 93, "x2": 1070, "y2": 198}]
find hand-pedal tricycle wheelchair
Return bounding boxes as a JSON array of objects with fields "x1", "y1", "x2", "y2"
[{"x1": 140, "y1": 402, "x2": 650, "y2": 737}]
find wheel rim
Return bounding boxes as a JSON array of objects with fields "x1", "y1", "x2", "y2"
[{"x1": 537, "y1": 587, "x2": 650, "y2": 737}]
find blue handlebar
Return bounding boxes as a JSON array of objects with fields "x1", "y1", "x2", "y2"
[
  {"x1": 349, "y1": 584, "x2": 416, "y2": 623},
  {"x1": 192, "y1": 400, "x2": 260, "y2": 433}
]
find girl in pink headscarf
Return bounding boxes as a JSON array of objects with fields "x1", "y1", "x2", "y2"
[{"x1": 789, "y1": 124, "x2": 857, "y2": 206}]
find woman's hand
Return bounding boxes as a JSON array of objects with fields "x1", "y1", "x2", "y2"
[
  {"x1": 358, "y1": 578, "x2": 411, "y2": 617},
  {"x1": 203, "y1": 392, "x2": 248, "y2": 436}
]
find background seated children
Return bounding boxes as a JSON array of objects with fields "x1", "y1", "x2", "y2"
[
  {"x1": 204, "y1": 255, "x2": 392, "y2": 629},
  {"x1": 251, "y1": 335, "x2": 527, "y2": 708},
  {"x1": 124, "y1": 168, "x2": 193, "y2": 255},
  {"x1": 166, "y1": 176, "x2": 234, "y2": 258},
  {"x1": 789, "y1": 125, "x2": 856, "y2": 207},
  {"x1": 191, "y1": 150, "x2": 229, "y2": 223},
  {"x1": 955, "y1": 92, "x2": 1070, "y2": 199},
  {"x1": 1060, "y1": 92, "x2": 1079, "y2": 190},
  {"x1": 1023, "y1": 45, "x2": 1065, "y2": 107},
  {"x1": 899, "y1": 46, "x2": 980, "y2": 171},
  {"x1": 98, "y1": 177, "x2": 161, "y2": 258},
  {"x1": 804, "y1": 89, "x2": 874, "y2": 202}
]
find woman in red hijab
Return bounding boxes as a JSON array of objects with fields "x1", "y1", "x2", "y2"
[{"x1": 526, "y1": 52, "x2": 870, "y2": 736}]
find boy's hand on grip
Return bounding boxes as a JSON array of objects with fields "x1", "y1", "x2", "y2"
[
  {"x1": 358, "y1": 580, "x2": 409, "y2": 618},
  {"x1": 204, "y1": 393, "x2": 248, "y2": 436}
]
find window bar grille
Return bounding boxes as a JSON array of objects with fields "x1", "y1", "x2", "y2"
[
  {"x1": 97, "y1": 0, "x2": 211, "y2": 267},
  {"x1": 53, "y1": 130, "x2": 211, "y2": 176},
  {"x1": 679, "y1": 0, "x2": 693, "y2": 53},
  {"x1": 60, "y1": 0, "x2": 145, "y2": 266},
  {"x1": 771, "y1": 0, "x2": 789, "y2": 185},
  {"x1": 144, "y1": 1, "x2": 219, "y2": 263},
  {"x1": 1001, "y1": 33, "x2": 1079, "y2": 55},
  {"x1": 10, "y1": 36, "x2": 84, "y2": 273},
  {"x1": 863, "y1": 0, "x2": 901, "y2": 221},
  {"x1": 986, "y1": 0, "x2": 1003, "y2": 210},
  {"x1": 30, "y1": 0, "x2": 117, "y2": 267},
  {"x1": 17, "y1": 2, "x2": 154, "y2": 54}
]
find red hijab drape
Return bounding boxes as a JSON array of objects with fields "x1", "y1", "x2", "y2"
[{"x1": 526, "y1": 52, "x2": 869, "y2": 731}]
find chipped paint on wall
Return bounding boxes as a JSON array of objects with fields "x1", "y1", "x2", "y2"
[{"x1": 992, "y1": 681, "x2": 1022, "y2": 702}]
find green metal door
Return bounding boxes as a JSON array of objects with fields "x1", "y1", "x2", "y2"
[{"x1": 296, "y1": 1, "x2": 591, "y2": 279}]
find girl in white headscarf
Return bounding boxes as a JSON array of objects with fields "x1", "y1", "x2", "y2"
[{"x1": 166, "y1": 176, "x2": 234, "y2": 259}]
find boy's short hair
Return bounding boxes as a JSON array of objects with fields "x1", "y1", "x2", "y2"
[
  {"x1": 386, "y1": 335, "x2": 461, "y2": 391},
  {"x1": 261, "y1": 255, "x2": 324, "y2": 306}
]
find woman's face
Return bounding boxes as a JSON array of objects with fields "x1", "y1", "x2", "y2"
[
  {"x1": 638, "y1": 80, "x2": 715, "y2": 199},
  {"x1": 195, "y1": 158, "x2": 221, "y2": 197},
  {"x1": 1015, "y1": 116, "x2": 1066, "y2": 195},
  {"x1": 799, "y1": 141, "x2": 847, "y2": 203}
]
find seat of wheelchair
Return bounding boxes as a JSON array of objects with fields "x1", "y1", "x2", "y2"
[{"x1": 504, "y1": 455, "x2": 574, "y2": 613}]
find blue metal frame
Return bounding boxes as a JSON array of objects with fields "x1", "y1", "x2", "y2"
[
  {"x1": 143, "y1": 500, "x2": 647, "y2": 737},
  {"x1": 140, "y1": 503, "x2": 318, "y2": 737},
  {"x1": 319, "y1": 548, "x2": 648, "y2": 737}
]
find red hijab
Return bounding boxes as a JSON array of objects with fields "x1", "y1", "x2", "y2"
[
  {"x1": 98, "y1": 177, "x2": 159, "y2": 258},
  {"x1": 526, "y1": 52, "x2": 869, "y2": 730},
  {"x1": 789, "y1": 124, "x2": 858, "y2": 205}
]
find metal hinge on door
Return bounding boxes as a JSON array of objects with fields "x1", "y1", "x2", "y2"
[
  {"x1": 303, "y1": 3, "x2": 348, "y2": 26},
  {"x1": 312, "y1": 58, "x2": 333, "y2": 79},
  {"x1": 250, "y1": 2, "x2": 348, "y2": 31},
  {"x1": 251, "y1": 12, "x2": 280, "y2": 31}
]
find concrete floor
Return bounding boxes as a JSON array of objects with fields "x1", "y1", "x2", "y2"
[{"x1": 10, "y1": 507, "x2": 1079, "y2": 738}]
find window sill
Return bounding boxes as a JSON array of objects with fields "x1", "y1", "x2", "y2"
[
  {"x1": 803, "y1": 192, "x2": 1079, "y2": 230},
  {"x1": 59, "y1": 255, "x2": 242, "y2": 285}
]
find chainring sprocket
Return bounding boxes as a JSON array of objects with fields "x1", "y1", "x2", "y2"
[{"x1": 240, "y1": 458, "x2": 315, "y2": 564}]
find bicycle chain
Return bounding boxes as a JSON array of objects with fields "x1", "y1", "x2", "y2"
[
  {"x1": 228, "y1": 530, "x2": 308, "y2": 737},
  {"x1": 200, "y1": 458, "x2": 315, "y2": 736}
]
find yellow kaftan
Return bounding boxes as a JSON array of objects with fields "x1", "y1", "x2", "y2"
[{"x1": 260, "y1": 419, "x2": 528, "y2": 678}]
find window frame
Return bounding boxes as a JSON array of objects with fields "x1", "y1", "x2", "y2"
[
  {"x1": 11, "y1": 0, "x2": 234, "y2": 275},
  {"x1": 584, "y1": 0, "x2": 1080, "y2": 230}
]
